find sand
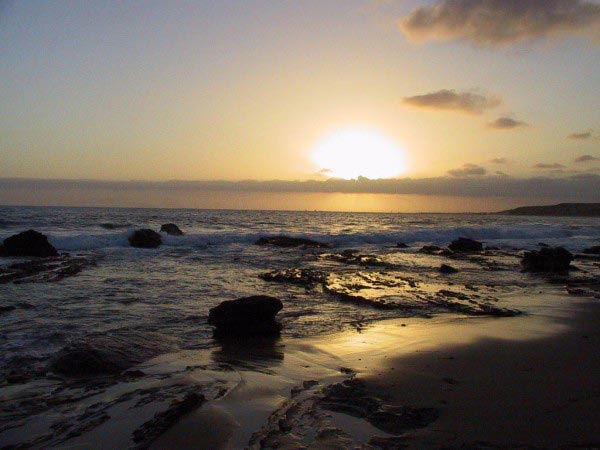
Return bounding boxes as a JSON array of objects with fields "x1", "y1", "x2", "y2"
[{"x1": 147, "y1": 291, "x2": 599, "y2": 449}]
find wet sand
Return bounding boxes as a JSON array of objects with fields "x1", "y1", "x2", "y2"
[{"x1": 148, "y1": 291, "x2": 599, "y2": 449}]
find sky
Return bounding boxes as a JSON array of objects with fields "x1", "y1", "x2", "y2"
[{"x1": 1, "y1": 0, "x2": 599, "y2": 211}]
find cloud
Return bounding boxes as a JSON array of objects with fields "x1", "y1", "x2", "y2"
[
  {"x1": 569, "y1": 131, "x2": 593, "y2": 140},
  {"x1": 488, "y1": 117, "x2": 527, "y2": 129},
  {"x1": 447, "y1": 164, "x2": 487, "y2": 177},
  {"x1": 574, "y1": 154, "x2": 600, "y2": 163},
  {"x1": 1, "y1": 176, "x2": 599, "y2": 201},
  {"x1": 403, "y1": 89, "x2": 500, "y2": 114},
  {"x1": 533, "y1": 163, "x2": 566, "y2": 169},
  {"x1": 400, "y1": 0, "x2": 600, "y2": 46},
  {"x1": 490, "y1": 157, "x2": 510, "y2": 164}
]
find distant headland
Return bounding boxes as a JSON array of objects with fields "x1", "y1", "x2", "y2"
[{"x1": 499, "y1": 203, "x2": 600, "y2": 217}]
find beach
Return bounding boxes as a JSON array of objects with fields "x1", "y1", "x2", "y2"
[{"x1": 1, "y1": 206, "x2": 599, "y2": 449}]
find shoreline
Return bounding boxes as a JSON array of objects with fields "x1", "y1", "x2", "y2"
[{"x1": 147, "y1": 292, "x2": 599, "y2": 449}]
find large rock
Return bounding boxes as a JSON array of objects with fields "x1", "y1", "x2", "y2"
[
  {"x1": 521, "y1": 247, "x2": 573, "y2": 272},
  {"x1": 449, "y1": 237, "x2": 483, "y2": 253},
  {"x1": 129, "y1": 229, "x2": 162, "y2": 248},
  {"x1": 160, "y1": 223, "x2": 184, "y2": 236},
  {"x1": 49, "y1": 344, "x2": 131, "y2": 376},
  {"x1": 255, "y1": 236, "x2": 329, "y2": 248},
  {"x1": 208, "y1": 295, "x2": 283, "y2": 337},
  {"x1": 2, "y1": 230, "x2": 59, "y2": 257}
]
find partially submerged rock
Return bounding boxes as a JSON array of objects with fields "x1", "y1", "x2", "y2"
[
  {"x1": 439, "y1": 264, "x2": 459, "y2": 274},
  {"x1": 160, "y1": 223, "x2": 184, "y2": 236},
  {"x1": 449, "y1": 237, "x2": 483, "y2": 253},
  {"x1": 260, "y1": 268, "x2": 327, "y2": 286},
  {"x1": 419, "y1": 245, "x2": 443, "y2": 254},
  {"x1": 521, "y1": 247, "x2": 573, "y2": 272},
  {"x1": 396, "y1": 242, "x2": 409, "y2": 248},
  {"x1": 255, "y1": 235, "x2": 329, "y2": 248},
  {"x1": 208, "y1": 295, "x2": 283, "y2": 337},
  {"x1": 0, "y1": 256, "x2": 94, "y2": 284},
  {"x1": 132, "y1": 391, "x2": 205, "y2": 448},
  {"x1": 128, "y1": 229, "x2": 162, "y2": 248},
  {"x1": 49, "y1": 344, "x2": 133, "y2": 377},
  {"x1": 2, "y1": 229, "x2": 59, "y2": 257}
]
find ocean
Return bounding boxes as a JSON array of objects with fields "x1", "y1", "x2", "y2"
[{"x1": 1, "y1": 205, "x2": 599, "y2": 448}]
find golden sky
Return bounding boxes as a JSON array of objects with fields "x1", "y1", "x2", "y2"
[{"x1": 0, "y1": 1, "x2": 599, "y2": 211}]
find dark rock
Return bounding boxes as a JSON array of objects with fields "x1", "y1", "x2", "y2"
[
  {"x1": 128, "y1": 229, "x2": 162, "y2": 248},
  {"x1": 2, "y1": 229, "x2": 59, "y2": 257},
  {"x1": 439, "y1": 264, "x2": 459, "y2": 274},
  {"x1": 208, "y1": 295, "x2": 283, "y2": 337},
  {"x1": 318, "y1": 378, "x2": 439, "y2": 435},
  {"x1": 396, "y1": 242, "x2": 409, "y2": 248},
  {"x1": 48, "y1": 332, "x2": 170, "y2": 377},
  {"x1": 449, "y1": 237, "x2": 483, "y2": 253},
  {"x1": 521, "y1": 247, "x2": 574, "y2": 272},
  {"x1": 583, "y1": 246, "x2": 600, "y2": 255},
  {"x1": 49, "y1": 344, "x2": 133, "y2": 376},
  {"x1": 260, "y1": 268, "x2": 327, "y2": 286},
  {"x1": 160, "y1": 223, "x2": 184, "y2": 236},
  {"x1": 255, "y1": 235, "x2": 329, "y2": 248},
  {"x1": 132, "y1": 391, "x2": 204, "y2": 447},
  {"x1": 419, "y1": 245, "x2": 442, "y2": 254}
]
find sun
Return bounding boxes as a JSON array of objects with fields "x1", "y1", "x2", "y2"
[{"x1": 311, "y1": 127, "x2": 406, "y2": 179}]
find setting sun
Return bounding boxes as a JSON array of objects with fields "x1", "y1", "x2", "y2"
[{"x1": 311, "y1": 127, "x2": 406, "y2": 179}]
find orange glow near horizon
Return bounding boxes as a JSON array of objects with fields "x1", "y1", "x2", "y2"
[{"x1": 311, "y1": 127, "x2": 406, "y2": 179}]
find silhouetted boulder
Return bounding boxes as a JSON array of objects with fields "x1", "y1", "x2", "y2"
[
  {"x1": 449, "y1": 237, "x2": 483, "y2": 253},
  {"x1": 255, "y1": 235, "x2": 328, "y2": 248},
  {"x1": 129, "y1": 229, "x2": 162, "y2": 248},
  {"x1": 208, "y1": 295, "x2": 283, "y2": 337},
  {"x1": 396, "y1": 242, "x2": 409, "y2": 248},
  {"x1": 49, "y1": 344, "x2": 132, "y2": 377},
  {"x1": 583, "y1": 246, "x2": 600, "y2": 255},
  {"x1": 2, "y1": 230, "x2": 58, "y2": 257},
  {"x1": 439, "y1": 264, "x2": 459, "y2": 274},
  {"x1": 160, "y1": 223, "x2": 184, "y2": 236},
  {"x1": 521, "y1": 247, "x2": 573, "y2": 272}
]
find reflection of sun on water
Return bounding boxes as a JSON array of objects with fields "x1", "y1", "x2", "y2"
[{"x1": 311, "y1": 127, "x2": 406, "y2": 179}]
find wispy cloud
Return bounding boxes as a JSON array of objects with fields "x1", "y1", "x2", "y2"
[
  {"x1": 400, "y1": 0, "x2": 600, "y2": 46},
  {"x1": 533, "y1": 163, "x2": 566, "y2": 169},
  {"x1": 403, "y1": 89, "x2": 501, "y2": 114},
  {"x1": 568, "y1": 131, "x2": 593, "y2": 140},
  {"x1": 574, "y1": 154, "x2": 599, "y2": 163},
  {"x1": 490, "y1": 157, "x2": 510, "y2": 164},
  {"x1": 488, "y1": 117, "x2": 527, "y2": 130},
  {"x1": 447, "y1": 164, "x2": 487, "y2": 177}
]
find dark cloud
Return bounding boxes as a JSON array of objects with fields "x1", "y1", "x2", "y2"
[
  {"x1": 1, "y1": 176, "x2": 599, "y2": 201},
  {"x1": 488, "y1": 117, "x2": 527, "y2": 129},
  {"x1": 569, "y1": 131, "x2": 593, "y2": 140},
  {"x1": 400, "y1": 0, "x2": 600, "y2": 46},
  {"x1": 533, "y1": 163, "x2": 566, "y2": 169},
  {"x1": 490, "y1": 157, "x2": 510, "y2": 164},
  {"x1": 447, "y1": 164, "x2": 487, "y2": 177},
  {"x1": 403, "y1": 89, "x2": 500, "y2": 114},
  {"x1": 574, "y1": 154, "x2": 600, "y2": 163}
]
